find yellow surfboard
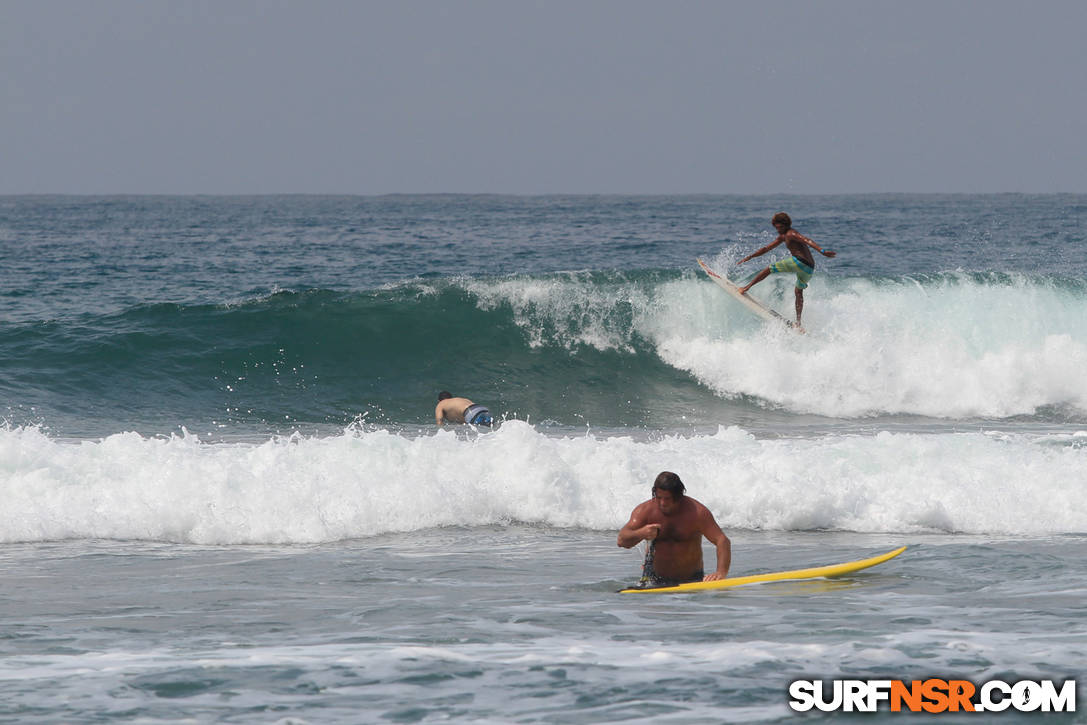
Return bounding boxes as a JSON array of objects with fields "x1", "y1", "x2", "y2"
[{"x1": 619, "y1": 546, "x2": 907, "y2": 594}]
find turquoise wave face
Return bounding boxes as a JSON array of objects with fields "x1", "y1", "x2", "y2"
[
  {"x1": 2, "y1": 268, "x2": 1086, "y2": 437},
  {"x1": 0, "y1": 278, "x2": 727, "y2": 435}
]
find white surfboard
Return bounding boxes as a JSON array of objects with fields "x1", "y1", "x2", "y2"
[{"x1": 697, "y1": 258, "x2": 800, "y2": 331}]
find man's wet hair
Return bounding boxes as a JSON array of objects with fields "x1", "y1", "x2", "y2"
[
  {"x1": 652, "y1": 471, "x2": 686, "y2": 497},
  {"x1": 437, "y1": 391, "x2": 452, "y2": 401},
  {"x1": 772, "y1": 211, "x2": 792, "y2": 229}
]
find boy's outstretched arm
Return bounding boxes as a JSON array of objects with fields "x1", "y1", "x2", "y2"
[{"x1": 739, "y1": 238, "x2": 783, "y2": 264}]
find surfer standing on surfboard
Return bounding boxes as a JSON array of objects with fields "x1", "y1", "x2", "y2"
[
  {"x1": 617, "y1": 472, "x2": 731, "y2": 586},
  {"x1": 737, "y1": 212, "x2": 836, "y2": 327}
]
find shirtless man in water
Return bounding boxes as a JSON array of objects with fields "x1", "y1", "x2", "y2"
[
  {"x1": 434, "y1": 391, "x2": 493, "y2": 427},
  {"x1": 617, "y1": 471, "x2": 731, "y2": 585},
  {"x1": 738, "y1": 212, "x2": 836, "y2": 327}
]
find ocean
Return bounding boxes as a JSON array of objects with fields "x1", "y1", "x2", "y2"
[{"x1": 1, "y1": 194, "x2": 1085, "y2": 722}]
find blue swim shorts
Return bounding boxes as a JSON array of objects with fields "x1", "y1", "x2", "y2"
[{"x1": 462, "y1": 404, "x2": 493, "y2": 427}]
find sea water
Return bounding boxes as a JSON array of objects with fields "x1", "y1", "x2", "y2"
[{"x1": 1, "y1": 195, "x2": 1085, "y2": 722}]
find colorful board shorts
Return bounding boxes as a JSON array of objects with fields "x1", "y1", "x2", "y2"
[
  {"x1": 462, "y1": 404, "x2": 493, "y2": 427},
  {"x1": 769, "y1": 256, "x2": 815, "y2": 289}
]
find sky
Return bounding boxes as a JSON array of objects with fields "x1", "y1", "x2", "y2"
[{"x1": 2, "y1": 0, "x2": 1086, "y2": 195}]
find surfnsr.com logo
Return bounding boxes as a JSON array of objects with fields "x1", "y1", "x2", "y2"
[{"x1": 789, "y1": 679, "x2": 1076, "y2": 713}]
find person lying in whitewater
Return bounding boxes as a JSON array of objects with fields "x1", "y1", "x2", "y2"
[
  {"x1": 435, "y1": 391, "x2": 493, "y2": 427},
  {"x1": 617, "y1": 471, "x2": 731, "y2": 586},
  {"x1": 737, "y1": 212, "x2": 836, "y2": 327}
]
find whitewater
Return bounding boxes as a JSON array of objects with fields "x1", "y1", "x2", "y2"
[
  {"x1": 1, "y1": 195, "x2": 1085, "y2": 723},
  {"x1": 469, "y1": 266, "x2": 1087, "y2": 420},
  {"x1": 2, "y1": 422, "x2": 1086, "y2": 544}
]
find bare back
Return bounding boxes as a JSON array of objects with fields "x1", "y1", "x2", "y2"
[
  {"x1": 783, "y1": 229, "x2": 816, "y2": 268},
  {"x1": 435, "y1": 397, "x2": 473, "y2": 425}
]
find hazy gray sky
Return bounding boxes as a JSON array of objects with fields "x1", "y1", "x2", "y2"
[{"x1": 3, "y1": 0, "x2": 1085, "y2": 194}]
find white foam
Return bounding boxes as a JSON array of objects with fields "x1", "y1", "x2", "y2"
[
  {"x1": 657, "y1": 273, "x2": 1087, "y2": 418},
  {"x1": 464, "y1": 270, "x2": 1087, "y2": 418},
  {"x1": 468, "y1": 273, "x2": 653, "y2": 352},
  {"x1": 1, "y1": 422, "x2": 1085, "y2": 544}
]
